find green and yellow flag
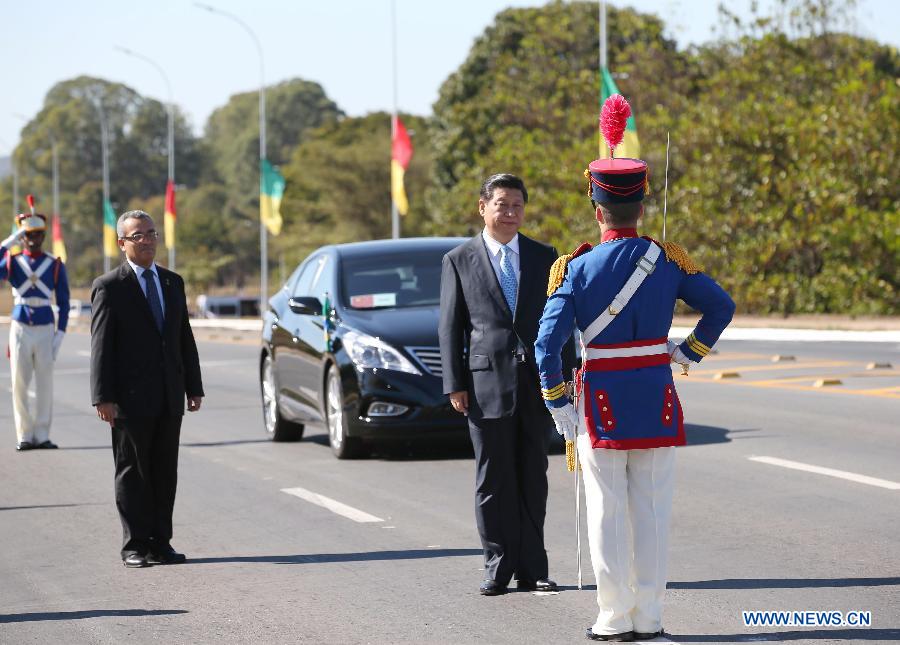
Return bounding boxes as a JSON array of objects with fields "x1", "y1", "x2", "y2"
[
  {"x1": 260, "y1": 159, "x2": 284, "y2": 236},
  {"x1": 103, "y1": 198, "x2": 118, "y2": 258},
  {"x1": 600, "y1": 67, "x2": 640, "y2": 159}
]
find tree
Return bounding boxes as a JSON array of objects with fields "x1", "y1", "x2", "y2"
[
  {"x1": 428, "y1": 1, "x2": 685, "y2": 249},
  {"x1": 204, "y1": 78, "x2": 344, "y2": 209},
  {"x1": 274, "y1": 112, "x2": 434, "y2": 271},
  {"x1": 672, "y1": 2, "x2": 899, "y2": 313},
  {"x1": 3, "y1": 76, "x2": 203, "y2": 285}
]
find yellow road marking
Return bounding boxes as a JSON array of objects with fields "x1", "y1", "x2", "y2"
[
  {"x1": 682, "y1": 376, "x2": 900, "y2": 399},
  {"x1": 690, "y1": 360, "x2": 851, "y2": 376}
]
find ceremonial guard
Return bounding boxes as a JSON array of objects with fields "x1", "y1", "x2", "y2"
[
  {"x1": 1, "y1": 195, "x2": 69, "y2": 451},
  {"x1": 535, "y1": 95, "x2": 735, "y2": 641}
]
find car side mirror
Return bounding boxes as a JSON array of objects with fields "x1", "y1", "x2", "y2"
[{"x1": 288, "y1": 296, "x2": 323, "y2": 315}]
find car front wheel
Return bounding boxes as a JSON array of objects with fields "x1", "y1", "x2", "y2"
[
  {"x1": 325, "y1": 364, "x2": 365, "y2": 459},
  {"x1": 261, "y1": 354, "x2": 304, "y2": 442}
]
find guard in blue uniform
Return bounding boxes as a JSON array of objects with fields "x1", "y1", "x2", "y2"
[
  {"x1": 535, "y1": 98, "x2": 734, "y2": 641},
  {"x1": 1, "y1": 195, "x2": 69, "y2": 450}
]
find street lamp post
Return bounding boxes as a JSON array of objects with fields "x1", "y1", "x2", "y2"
[
  {"x1": 195, "y1": 2, "x2": 268, "y2": 314},
  {"x1": 95, "y1": 100, "x2": 112, "y2": 274},
  {"x1": 115, "y1": 45, "x2": 177, "y2": 270},
  {"x1": 390, "y1": 0, "x2": 400, "y2": 240}
]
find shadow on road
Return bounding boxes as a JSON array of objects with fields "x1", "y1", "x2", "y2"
[
  {"x1": 669, "y1": 577, "x2": 900, "y2": 589},
  {"x1": 668, "y1": 628, "x2": 900, "y2": 642},
  {"x1": 0, "y1": 609, "x2": 188, "y2": 623},
  {"x1": 181, "y1": 438, "x2": 271, "y2": 448},
  {"x1": 685, "y1": 425, "x2": 759, "y2": 446},
  {"x1": 0, "y1": 503, "x2": 105, "y2": 512},
  {"x1": 187, "y1": 547, "x2": 483, "y2": 565}
]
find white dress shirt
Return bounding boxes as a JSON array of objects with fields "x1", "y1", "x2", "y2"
[
  {"x1": 126, "y1": 258, "x2": 166, "y2": 317},
  {"x1": 481, "y1": 229, "x2": 521, "y2": 284}
]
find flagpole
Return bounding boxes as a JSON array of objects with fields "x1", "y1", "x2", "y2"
[
  {"x1": 98, "y1": 101, "x2": 111, "y2": 274},
  {"x1": 599, "y1": 0, "x2": 607, "y2": 154},
  {"x1": 52, "y1": 137, "x2": 59, "y2": 225},
  {"x1": 115, "y1": 46, "x2": 176, "y2": 270},
  {"x1": 390, "y1": 0, "x2": 400, "y2": 240},
  {"x1": 195, "y1": 2, "x2": 268, "y2": 314}
]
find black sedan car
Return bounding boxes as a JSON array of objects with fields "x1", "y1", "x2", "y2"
[{"x1": 260, "y1": 237, "x2": 470, "y2": 458}]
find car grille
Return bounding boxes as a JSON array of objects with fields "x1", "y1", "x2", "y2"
[{"x1": 407, "y1": 346, "x2": 442, "y2": 377}]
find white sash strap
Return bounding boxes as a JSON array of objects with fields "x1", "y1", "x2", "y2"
[
  {"x1": 581, "y1": 242, "x2": 661, "y2": 344},
  {"x1": 11, "y1": 255, "x2": 54, "y2": 301},
  {"x1": 584, "y1": 341, "x2": 668, "y2": 360}
]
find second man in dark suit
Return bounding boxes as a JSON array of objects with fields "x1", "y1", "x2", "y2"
[
  {"x1": 439, "y1": 173, "x2": 575, "y2": 595},
  {"x1": 91, "y1": 210, "x2": 203, "y2": 568}
]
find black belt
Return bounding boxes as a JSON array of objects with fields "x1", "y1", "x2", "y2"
[{"x1": 513, "y1": 351, "x2": 528, "y2": 364}]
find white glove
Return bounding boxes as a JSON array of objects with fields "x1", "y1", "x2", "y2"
[
  {"x1": 667, "y1": 339, "x2": 694, "y2": 372},
  {"x1": 52, "y1": 330, "x2": 65, "y2": 361},
  {"x1": 1, "y1": 226, "x2": 26, "y2": 249},
  {"x1": 548, "y1": 403, "x2": 579, "y2": 442}
]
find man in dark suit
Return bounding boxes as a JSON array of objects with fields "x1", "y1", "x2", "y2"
[
  {"x1": 439, "y1": 173, "x2": 576, "y2": 596},
  {"x1": 91, "y1": 210, "x2": 203, "y2": 568}
]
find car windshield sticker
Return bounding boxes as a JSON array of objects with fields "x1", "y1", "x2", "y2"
[{"x1": 350, "y1": 292, "x2": 397, "y2": 308}]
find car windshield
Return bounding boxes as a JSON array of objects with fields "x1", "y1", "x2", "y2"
[{"x1": 340, "y1": 250, "x2": 448, "y2": 310}]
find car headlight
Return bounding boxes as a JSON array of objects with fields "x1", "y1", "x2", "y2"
[{"x1": 342, "y1": 329, "x2": 421, "y2": 375}]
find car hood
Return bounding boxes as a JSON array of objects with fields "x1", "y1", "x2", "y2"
[{"x1": 339, "y1": 306, "x2": 440, "y2": 348}]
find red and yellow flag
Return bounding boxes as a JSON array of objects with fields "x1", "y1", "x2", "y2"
[
  {"x1": 52, "y1": 214, "x2": 67, "y2": 263},
  {"x1": 164, "y1": 179, "x2": 176, "y2": 249},
  {"x1": 391, "y1": 116, "x2": 413, "y2": 216}
]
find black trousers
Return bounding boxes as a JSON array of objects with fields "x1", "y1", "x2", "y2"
[
  {"x1": 111, "y1": 415, "x2": 182, "y2": 558},
  {"x1": 468, "y1": 365, "x2": 551, "y2": 585}
]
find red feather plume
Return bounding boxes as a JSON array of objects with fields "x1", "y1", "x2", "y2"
[
  {"x1": 26, "y1": 194, "x2": 35, "y2": 214},
  {"x1": 600, "y1": 94, "x2": 631, "y2": 156}
]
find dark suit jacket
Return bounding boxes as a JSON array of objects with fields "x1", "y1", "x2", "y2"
[
  {"x1": 90, "y1": 262, "x2": 203, "y2": 418},
  {"x1": 439, "y1": 233, "x2": 576, "y2": 420}
]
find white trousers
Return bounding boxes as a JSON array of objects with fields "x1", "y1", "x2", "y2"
[
  {"x1": 577, "y1": 431, "x2": 675, "y2": 635},
  {"x1": 9, "y1": 321, "x2": 55, "y2": 443}
]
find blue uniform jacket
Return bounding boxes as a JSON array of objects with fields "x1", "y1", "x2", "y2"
[
  {"x1": 0, "y1": 246, "x2": 70, "y2": 331},
  {"x1": 535, "y1": 234, "x2": 734, "y2": 449}
]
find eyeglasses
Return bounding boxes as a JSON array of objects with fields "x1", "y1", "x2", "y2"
[{"x1": 120, "y1": 231, "x2": 159, "y2": 244}]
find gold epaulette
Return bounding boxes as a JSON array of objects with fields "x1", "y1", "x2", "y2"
[
  {"x1": 661, "y1": 241, "x2": 703, "y2": 275},
  {"x1": 547, "y1": 242, "x2": 593, "y2": 296}
]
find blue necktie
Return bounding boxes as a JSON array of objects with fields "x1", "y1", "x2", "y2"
[
  {"x1": 143, "y1": 270, "x2": 164, "y2": 333},
  {"x1": 499, "y1": 244, "x2": 517, "y2": 315}
]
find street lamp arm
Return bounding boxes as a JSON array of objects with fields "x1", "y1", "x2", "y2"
[
  {"x1": 193, "y1": 2, "x2": 265, "y2": 82},
  {"x1": 114, "y1": 45, "x2": 174, "y2": 105}
]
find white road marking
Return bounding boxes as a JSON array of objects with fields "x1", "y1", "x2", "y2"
[
  {"x1": 281, "y1": 486, "x2": 384, "y2": 523},
  {"x1": 200, "y1": 359, "x2": 249, "y2": 368},
  {"x1": 749, "y1": 456, "x2": 900, "y2": 490}
]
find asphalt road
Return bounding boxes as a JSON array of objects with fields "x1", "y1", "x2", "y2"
[{"x1": 1, "y1": 328, "x2": 898, "y2": 644}]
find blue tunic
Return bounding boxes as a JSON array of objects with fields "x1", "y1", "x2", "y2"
[
  {"x1": 0, "y1": 246, "x2": 70, "y2": 331},
  {"x1": 535, "y1": 235, "x2": 734, "y2": 449}
]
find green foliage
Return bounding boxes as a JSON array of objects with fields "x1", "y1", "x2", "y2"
[
  {"x1": 1, "y1": 76, "x2": 203, "y2": 285},
  {"x1": 673, "y1": 17, "x2": 899, "y2": 313},
  {"x1": 427, "y1": 0, "x2": 898, "y2": 314},
  {"x1": 204, "y1": 78, "x2": 344, "y2": 208},
  {"x1": 428, "y1": 1, "x2": 684, "y2": 251},
  {"x1": 274, "y1": 112, "x2": 433, "y2": 271}
]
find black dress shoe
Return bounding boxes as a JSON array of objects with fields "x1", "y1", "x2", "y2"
[
  {"x1": 147, "y1": 546, "x2": 186, "y2": 565},
  {"x1": 633, "y1": 629, "x2": 664, "y2": 640},
  {"x1": 123, "y1": 553, "x2": 149, "y2": 568},
  {"x1": 517, "y1": 578, "x2": 558, "y2": 592},
  {"x1": 36, "y1": 440, "x2": 58, "y2": 449},
  {"x1": 586, "y1": 627, "x2": 634, "y2": 642},
  {"x1": 479, "y1": 579, "x2": 508, "y2": 596},
  {"x1": 16, "y1": 441, "x2": 34, "y2": 451}
]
